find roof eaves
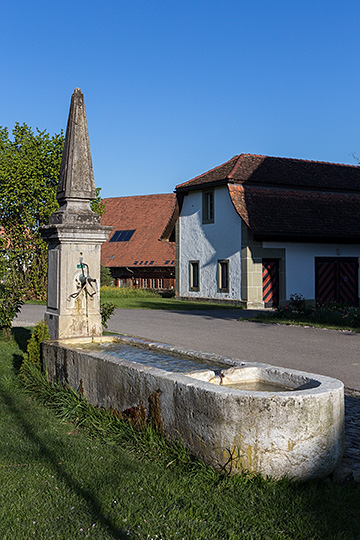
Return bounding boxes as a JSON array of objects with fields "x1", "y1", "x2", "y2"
[
  {"x1": 175, "y1": 178, "x2": 229, "y2": 193},
  {"x1": 175, "y1": 155, "x2": 241, "y2": 191},
  {"x1": 159, "y1": 199, "x2": 179, "y2": 241},
  {"x1": 253, "y1": 232, "x2": 360, "y2": 244}
]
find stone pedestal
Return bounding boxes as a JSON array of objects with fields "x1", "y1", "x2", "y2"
[{"x1": 42, "y1": 224, "x2": 111, "y2": 339}]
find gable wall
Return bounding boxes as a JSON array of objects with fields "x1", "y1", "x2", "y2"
[{"x1": 178, "y1": 186, "x2": 242, "y2": 301}]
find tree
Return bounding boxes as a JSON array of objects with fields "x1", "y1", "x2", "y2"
[
  {"x1": 91, "y1": 187, "x2": 106, "y2": 217},
  {"x1": 100, "y1": 263, "x2": 113, "y2": 286},
  {"x1": 0, "y1": 123, "x2": 64, "y2": 300}
]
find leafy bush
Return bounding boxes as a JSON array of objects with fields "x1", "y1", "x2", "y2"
[
  {"x1": 161, "y1": 289, "x2": 175, "y2": 298},
  {"x1": 270, "y1": 292, "x2": 360, "y2": 329},
  {"x1": 20, "y1": 320, "x2": 49, "y2": 375},
  {"x1": 288, "y1": 293, "x2": 308, "y2": 313},
  {"x1": 0, "y1": 284, "x2": 24, "y2": 340},
  {"x1": 275, "y1": 293, "x2": 311, "y2": 318},
  {"x1": 100, "y1": 263, "x2": 113, "y2": 286},
  {"x1": 100, "y1": 301, "x2": 116, "y2": 328}
]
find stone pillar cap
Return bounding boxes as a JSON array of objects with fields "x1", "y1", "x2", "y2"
[{"x1": 57, "y1": 88, "x2": 96, "y2": 202}]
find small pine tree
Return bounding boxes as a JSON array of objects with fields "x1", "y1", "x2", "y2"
[
  {"x1": 0, "y1": 285, "x2": 24, "y2": 340},
  {"x1": 100, "y1": 263, "x2": 113, "y2": 286},
  {"x1": 20, "y1": 320, "x2": 50, "y2": 374}
]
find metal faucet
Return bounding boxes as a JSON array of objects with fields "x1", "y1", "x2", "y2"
[{"x1": 68, "y1": 258, "x2": 97, "y2": 299}]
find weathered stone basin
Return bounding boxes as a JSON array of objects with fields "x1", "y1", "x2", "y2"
[{"x1": 42, "y1": 335, "x2": 344, "y2": 480}]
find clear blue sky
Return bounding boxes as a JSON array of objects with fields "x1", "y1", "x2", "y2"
[{"x1": 2, "y1": 0, "x2": 360, "y2": 198}]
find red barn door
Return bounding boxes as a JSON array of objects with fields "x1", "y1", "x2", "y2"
[
  {"x1": 262, "y1": 259, "x2": 279, "y2": 308},
  {"x1": 315, "y1": 257, "x2": 358, "y2": 306}
]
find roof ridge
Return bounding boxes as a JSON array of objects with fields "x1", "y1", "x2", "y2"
[
  {"x1": 104, "y1": 193, "x2": 174, "y2": 201},
  {"x1": 248, "y1": 153, "x2": 359, "y2": 169}
]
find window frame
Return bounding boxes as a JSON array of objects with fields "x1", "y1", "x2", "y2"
[
  {"x1": 189, "y1": 260, "x2": 200, "y2": 291},
  {"x1": 202, "y1": 189, "x2": 214, "y2": 224},
  {"x1": 218, "y1": 259, "x2": 230, "y2": 293}
]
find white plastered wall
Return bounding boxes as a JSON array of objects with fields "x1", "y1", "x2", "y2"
[
  {"x1": 178, "y1": 186, "x2": 242, "y2": 300},
  {"x1": 263, "y1": 241, "x2": 360, "y2": 301}
]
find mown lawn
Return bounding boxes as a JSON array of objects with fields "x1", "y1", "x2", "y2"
[
  {"x1": 100, "y1": 287, "x2": 243, "y2": 311},
  {"x1": 1, "y1": 328, "x2": 360, "y2": 539}
]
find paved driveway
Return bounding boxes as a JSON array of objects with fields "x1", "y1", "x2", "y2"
[{"x1": 15, "y1": 305, "x2": 360, "y2": 390}]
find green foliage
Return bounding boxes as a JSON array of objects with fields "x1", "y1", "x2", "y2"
[
  {"x1": 0, "y1": 284, "x2": 24, "y2": 340},
  {"x1": 258, "y1": 293, "x2": 360, "y2": 330},
  {"x1": 275, "y1": 293, "x2": 312, "y2": 318},
  {"x1": 100, "y1": 301, "x2": 116, "y2": 328},
  {"x1": 0, "y1": 124, "x2": 106, "y2": 303},
  {"x1": 0, "y1": 123, "x2": 64, "y2": 301},
  {"x1": 90, "y1": 186, "x2": 106, "y2": 216},
  {"x1": 161, "y1": 289, "x2": 176, "y2": 298},
  {"x1": 100, "y1": 263, "x2": 113, "y2": 286},
  {"x1": 20, "y1": 319, "x2": 49, "y2": 375},
  {"x1": 288, "y1": 292, "x2": 309, "y2": 314}
]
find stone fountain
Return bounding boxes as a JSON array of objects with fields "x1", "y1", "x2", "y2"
[
  {"x1": 40, "y1": 89, "x2": 344, "y2": 481},
  {"x1": 41, "y1": 88, "x2": 112, "y2": 340}
]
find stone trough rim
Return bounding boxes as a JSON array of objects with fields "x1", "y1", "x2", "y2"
[{"x1": 49, "y1": 334, "x2": 344, "y2": 398}]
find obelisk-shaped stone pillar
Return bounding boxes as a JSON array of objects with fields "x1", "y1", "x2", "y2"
[{"x1": 41, "y1": 88, "x2": 112, "y2": 340}]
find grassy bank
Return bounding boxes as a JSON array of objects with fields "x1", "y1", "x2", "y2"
[
  {"x1": 1, "y1": 329, "x2": 360, "y2": 539},
  {"x1": 100, "y1": 287, "x2": 242, "y2": 311}
]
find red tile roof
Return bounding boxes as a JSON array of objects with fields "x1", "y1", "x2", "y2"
[
  {"x1": 176, "y1": 154, "x2": 360, "y2": 241},
  {"x1": 101, "y1": 194, "x2": 176, "y2": 268},
  {"x1": 176, "y1": 154, "x2": 360, "y2": 192},
  {"x1": 229, "y1": 184, "x2": 360, "y2": 241}
]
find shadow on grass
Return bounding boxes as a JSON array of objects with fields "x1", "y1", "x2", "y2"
[
  {"x1": 0, "y1": 383, "x2": 134, "y2": 540},
  {"x1": 11, "y1": 327, "x2": 32, "y2": 373},
  {"x1": 12, "y1": 327, "x2": 32, "y2": 352},
  {"x1": 110, "y1": 301, "x2": 246, "y2": 321}
]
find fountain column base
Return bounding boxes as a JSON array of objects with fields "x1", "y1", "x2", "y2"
[{"x1": 41, "y1": 224, "x2": 111, "y2": 340}]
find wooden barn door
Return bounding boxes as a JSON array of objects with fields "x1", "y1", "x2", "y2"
[
  {"x1": 315, "y1": 257, "x2": 359, "y2": 306},
  {"x1": 262, "y1": 259, "x2": 279, "y2": 308}
]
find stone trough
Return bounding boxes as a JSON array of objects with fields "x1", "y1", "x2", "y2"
[{"x1": 42, "y1": 335, "x2": 344, "y2": 481}]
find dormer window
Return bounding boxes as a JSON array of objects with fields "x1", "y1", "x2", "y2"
[{"x1": 202, "y1": 190, "x2": 214, "y2": 224}]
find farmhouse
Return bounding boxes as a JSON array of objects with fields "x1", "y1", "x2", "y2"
[
  {"x1": 101, "y1": 194, "x2": 176, "y2": 290},
  {"x1": 169, "y1": 154, "x2": 360, "y2": 307}
]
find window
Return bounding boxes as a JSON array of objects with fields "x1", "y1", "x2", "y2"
[
  {"x1": 202, "y1": 190, "x2": 214, "y2": 224},
  {"x1": 189, "y1": 261, "x2": 200, "y2": 291},
  {"x1": 109, "y1": 229, "x2": 135, "y2": 242},
  {"x1": 218, "y1": 260, "x2": 229, "y2": 292}
]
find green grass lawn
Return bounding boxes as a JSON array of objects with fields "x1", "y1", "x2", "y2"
[
  {"x1": 1, "y1": 329, "x2": 360, "y2": 539},
  {"x1": 100, "y1": 287, "x2": 243, "y2": 311}
]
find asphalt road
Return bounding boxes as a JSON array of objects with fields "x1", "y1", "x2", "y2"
[{"x1": 15, "y1": 305, "x2": 360, "y2": 390}]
